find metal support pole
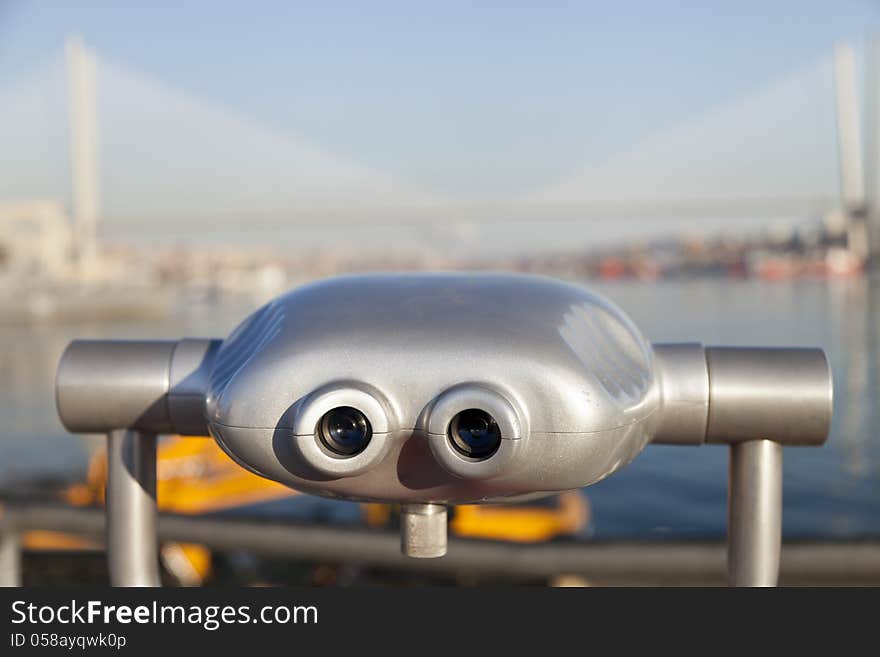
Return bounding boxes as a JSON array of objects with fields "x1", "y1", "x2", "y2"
[
  {"x1": 728, "y1": 440, "x2": 782, "y2": 587},
  {"x1": 0, "y1": 523, "x2": 22, "y2": 587},
  {"x1": 106, "y1": 429, "x2": 160, "y2": 586}
]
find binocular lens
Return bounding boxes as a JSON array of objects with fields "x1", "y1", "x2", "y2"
[
  {"x1": 319, "y1": 406, "x2": 372, "y2": 456},
  {"x1": 449, "y1": 409, "x2": 502, "y2": 459}
]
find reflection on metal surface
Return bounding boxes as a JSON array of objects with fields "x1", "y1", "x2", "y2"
[{"x1": 1, "y1": 277, "x2": 877, "y2": 538}]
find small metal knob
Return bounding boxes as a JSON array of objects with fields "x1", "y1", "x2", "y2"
[{"x1": 400, "y1": 503, "x2": 447, "y2": 558}]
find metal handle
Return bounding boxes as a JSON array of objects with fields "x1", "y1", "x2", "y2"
[
  {"x1": 55, "y1": 339, "x2": 222, "y2": 587},
  {"x1": 653, "y1": 343, "x2": 832, "y2": 587},
  {"x1": 652, "y1": 343, "x2": 833, "y2": 446},
  {"x1": 56, "y1": 338, "x2": 221, "y2": 435}
]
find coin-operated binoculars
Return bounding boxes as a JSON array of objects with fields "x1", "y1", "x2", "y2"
[{"x1": 56, "y1": 273, "x2": 832, "y2": 587}]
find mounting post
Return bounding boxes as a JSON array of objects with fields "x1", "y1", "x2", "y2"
[
  {"x1": 0, "y1": 518, "x2": 22, "y2": 587},
  {"x1": 727, "y1": 440, "x2": 783, "y2": 586},
  {"x1": 401, "y1": 503, "x2": 448, "y2": 558},
  {"x1": 107, "y1": 429, "x2": 160, "y2": 586}
]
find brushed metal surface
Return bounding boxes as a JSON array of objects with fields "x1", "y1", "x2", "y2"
[
  {"x1": 106, "y1": 430, "x2": 160, "y2": 587},
  {"x1": 728, "y1": 440, "x2": 783, "y2": 586},
  {"x1": 56, "y1": 340, "x2": 177, "y2": 433},
  {"x1": 652, "y1": 343, "x2": 709, "y2": 445},
  {"x1": 401, "y1": 503, "x2": 447, "y2": 558},
  {"x1": 706, "y1": 347, "x2": 832, "y2": 445},
  {"x1": 206, "y1": 273, "x2": 660, "y2": 503}
]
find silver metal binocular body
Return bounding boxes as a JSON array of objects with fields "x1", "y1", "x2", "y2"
[{"x1": 56, "y1": 273, "x2": 832, "y2": 504}]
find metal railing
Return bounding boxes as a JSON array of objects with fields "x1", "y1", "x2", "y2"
[{"x1": 2, "y1": 499, "x2": 879, "y2": 586}]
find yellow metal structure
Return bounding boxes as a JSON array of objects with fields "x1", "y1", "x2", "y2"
[
  {"x1": 449, "y1": 493, "x2": 588, "y2": 543},
  {"x1": 64, "y1": 436, "x2": 293, "y2": 512},
  {"x1": 41, "y1": 436, "x2": 590, "y2": 583}
]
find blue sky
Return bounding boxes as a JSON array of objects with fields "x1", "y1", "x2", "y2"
[{"x1": 0, "y1": 1, "x2": 878, "y2": 209}]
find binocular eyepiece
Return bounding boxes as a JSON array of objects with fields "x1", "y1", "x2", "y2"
[
  {"x1": 318, "y1": 406, "x2": 373, "y2": 456},
  {"x1": 317, "y1": 405, "x2": 503, "y2": 460},
  {"x1": 448, "y1": 409, "x2": 502, "y2": 459}
]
